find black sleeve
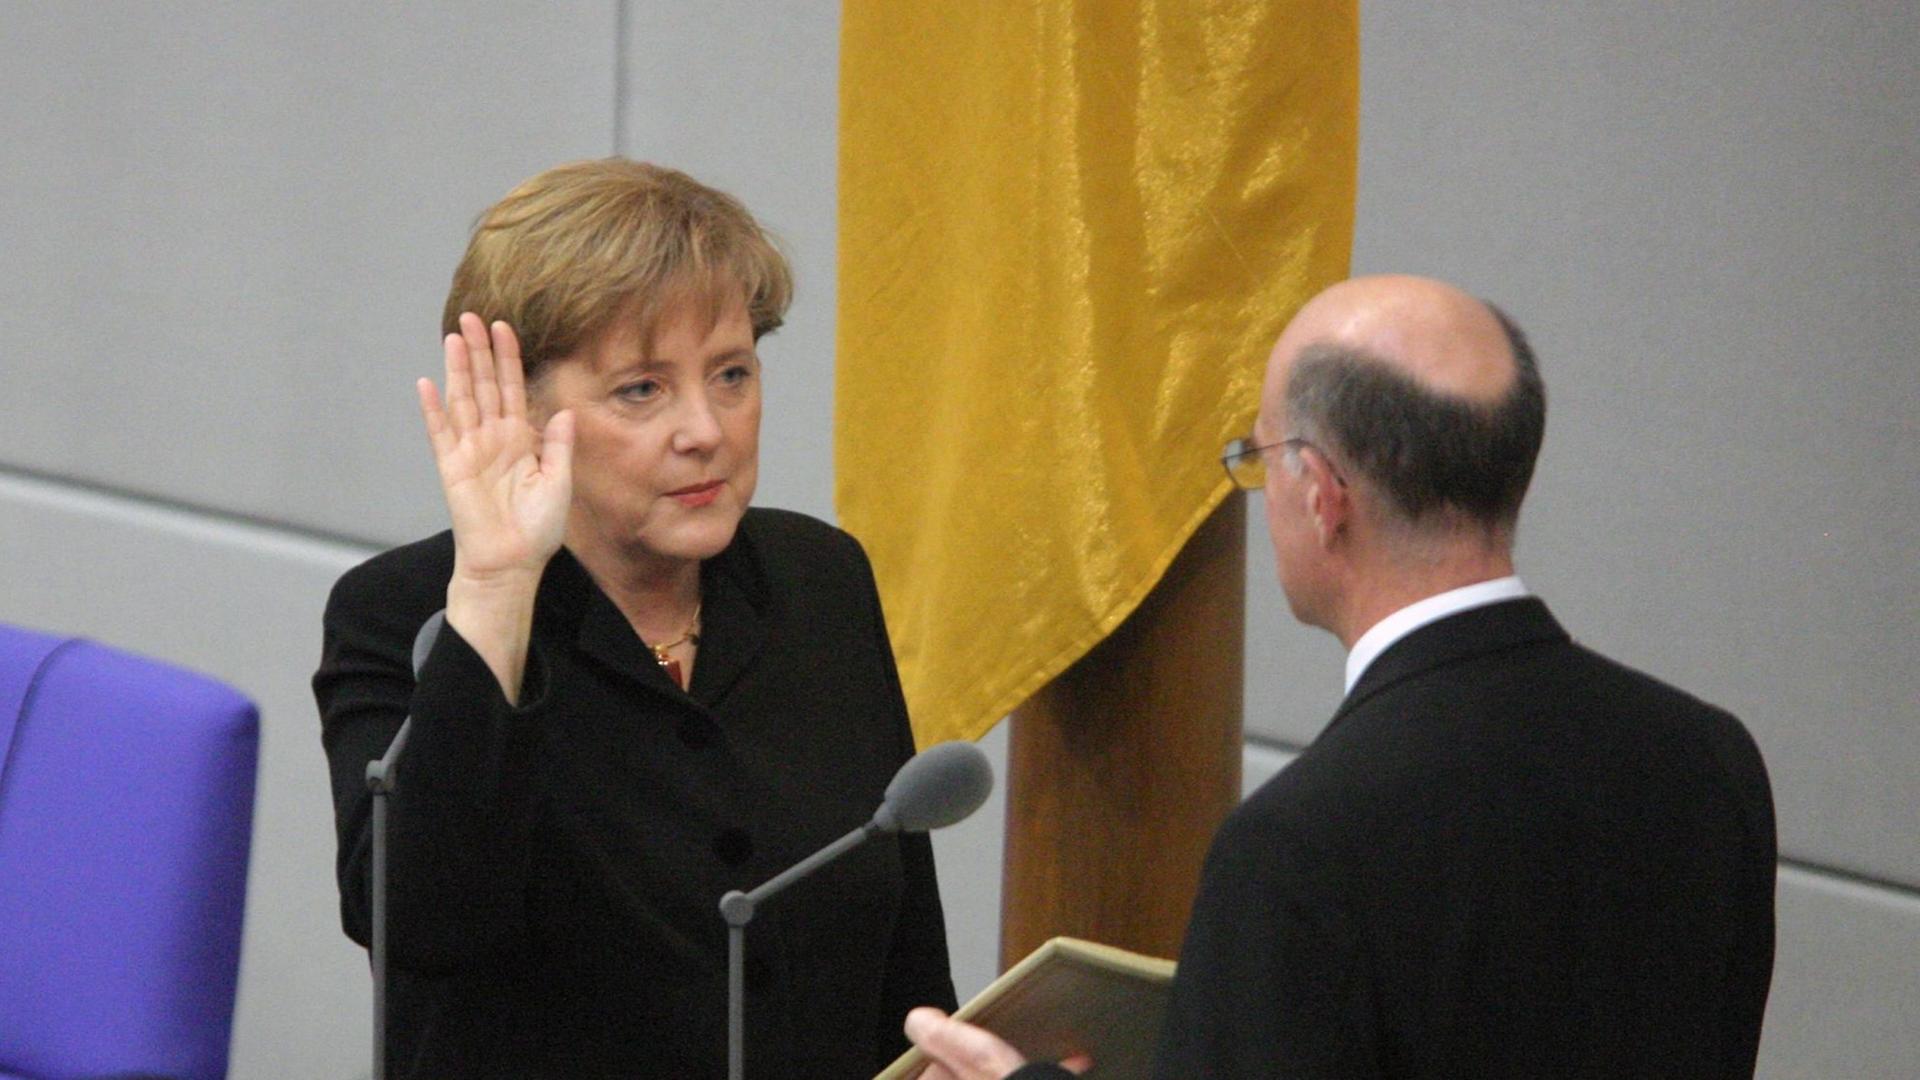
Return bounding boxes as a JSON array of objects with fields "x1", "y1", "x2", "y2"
[
  {"x1": 1715, "y1": 713, "x2": 1778, "y2": 1078},
  {"x1": 875, "y1": 827, "x2": 959, "y2": 1063},
  {"x1": 1151, "y1": 808, "x2": 1383, "y2": 1079},
  {"x1": 846, "y1": 529, "x2": 961, "y2": 1065},
  {"x1": 313, "y1": 561, "x2": 551, "y2": 974}
]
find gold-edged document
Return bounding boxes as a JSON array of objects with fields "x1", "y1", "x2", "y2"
[{"x1": 876, "y1": 936, "x2": 1177, "y2": 1080}]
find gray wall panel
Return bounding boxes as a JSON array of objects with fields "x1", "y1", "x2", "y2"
[
  {"x1": 0, "y1": 473, "x2": 374, "y2": 1080},
  {"x1": 1761, "y1": 866, "x2": 1920, "y2": 1078},
  {"x1": 1242, "y1": 0, "x2": 1920, "y2": 889},
  {"x1": 0, "y1": 3, "x2": 618, "y2": 547},
  {"x1": 619, "y1": 0, "x2": 843, "y2": 523}
]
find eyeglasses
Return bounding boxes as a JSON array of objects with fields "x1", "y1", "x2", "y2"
[{"x1": 1220, "y1": 436, "x2": 1341, "y2": 491}]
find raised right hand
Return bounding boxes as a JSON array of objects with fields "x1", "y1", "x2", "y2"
[{"x1": 418, "y1": 313, "x2": 575, "y2": 584}]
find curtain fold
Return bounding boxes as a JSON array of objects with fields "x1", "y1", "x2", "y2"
[{"x1": 837, "y1": 0, "x2": 1358, "y2": 745}]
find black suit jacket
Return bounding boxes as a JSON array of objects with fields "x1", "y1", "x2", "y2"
[
  {"x1": 314, "y1": 508, "x2": 956, "y2": 1079},
  {"x1": 1147, "y1": 598, "x2": 1776, "y2": 1078}
]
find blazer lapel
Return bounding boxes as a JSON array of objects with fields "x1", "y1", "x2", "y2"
[
  {"x1": 1327, "y1": 597, "x2": 1570, "y2": 730},
  {"x1": 577, "y1": 590, "x2": 684, "y2": 694},
  {"x1": 537, "y1": 546, "x2": 685, "y2": 700},
  {"x1": 544, "y1": 530, "x2": 773, "y2": 707},
  {"x1": 686, "y1": 528, "x2": 770, "y2": 707}
]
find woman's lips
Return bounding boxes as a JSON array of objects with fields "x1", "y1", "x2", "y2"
[{"x1": 667, "y1": 480, "x2": 724, "y2": 507}]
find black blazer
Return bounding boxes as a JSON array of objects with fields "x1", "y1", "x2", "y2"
[
  {"x1": 315, "y1": 508, "x2": 956, "y2": 1080},
  {"x1": 1152, "y1": 598, "x2": 1776, "y2": 1078}
]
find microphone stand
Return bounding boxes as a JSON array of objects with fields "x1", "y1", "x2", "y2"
[
  {"x1": 363, "y1": 721, "x2": 413, "y2": 1080},
  {"x1": 719, "y1": 820, "x2": 889, "y2": 1080},
  {"x1": 716, "y1": 739, "x2": 992, "y2": 1080},
  {"x1": 362, "y1": 610, "x2": 444, "y2": 1080}
]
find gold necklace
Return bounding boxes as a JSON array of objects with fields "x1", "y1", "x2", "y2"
[{"x1": 650, "y1": 602, "x2": 701, "y2": 689}]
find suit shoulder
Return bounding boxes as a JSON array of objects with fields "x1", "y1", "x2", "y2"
[
  {"x1": 740, "y1": 505, "x2": 857, "y2": 547},
  {"x1": 1341, "y1": 639, "x2": 1771, "y2": 809},
  {"x1": 1199, "y1": 766, "x2": 1358, "y2": 902},
  {"x1": 1224, "y1": 759, "x2": 1343, "y2": 856},
  {"x1": 1559, "y1": 643, "x2": 1751, "y2": 732},
  {"x1": 739, "y1": 507, "x2": 869, "y2": 570},
  {"x1": 324, "y1": 530, "x2": 456, "y2": 627},
  {"x1": 1568, "y1": 644, "x2": 1772, "y2": 784}
]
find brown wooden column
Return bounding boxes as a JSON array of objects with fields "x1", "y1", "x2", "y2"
[{"x1": 999, "y1": 497, "x2": 1246, "y2": 968}]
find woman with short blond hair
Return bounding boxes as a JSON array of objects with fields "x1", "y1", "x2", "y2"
[{"x1": 315, "y1": 158, "x2": 956, "y2": 1079}]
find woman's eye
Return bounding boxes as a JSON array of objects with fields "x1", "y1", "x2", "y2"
[
  {"x1": 716, "y1": 364, "x2": 754, "y2": 388},
  {"x1": 617, "y1": 379, "x2": 662, "y2": 401}
]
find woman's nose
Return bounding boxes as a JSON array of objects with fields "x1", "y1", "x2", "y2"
[{"x1": 671, "y1": 391, "x2": 724, "y2": 453}]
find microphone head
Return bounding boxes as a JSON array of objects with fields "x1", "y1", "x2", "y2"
[
  {"x1": 873, "y1": 741, "x2": 993, "y2": 834},
  {"x1": 412, "y1": 609, "x2": 446, "y2": 678}
]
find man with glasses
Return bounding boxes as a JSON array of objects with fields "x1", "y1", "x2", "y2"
[{"x1": 904, "y1": 274, "x2": 1776, "y2": 1078}]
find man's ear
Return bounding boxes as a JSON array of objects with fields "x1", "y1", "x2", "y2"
[{"x1": 1304, "y1": 453, "x2": 1350, "y2": 549}]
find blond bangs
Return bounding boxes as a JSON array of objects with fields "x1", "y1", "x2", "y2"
[{"x1": 442, "y1": 159, "x2": 793, "y2": 381}]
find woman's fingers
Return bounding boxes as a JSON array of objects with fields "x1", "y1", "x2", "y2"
[
  {"x1": 540, "y1": 409, "x2": 575, "y2": 485},
  {"x1": 443, "y1": 330, "x2": 479, "y2": 433},
  {"x1": 428, "y1": 315, "x2": 553, "y2": 525},
  {"x1": 493, "y1": 320, "x2": 528, "y2": 421},
  {"x1": 416, "y1": 377, "x2": 454, "y2": 459},
  {"x1": 460, "y1": 312, "x2": 503, "y2": 421}
]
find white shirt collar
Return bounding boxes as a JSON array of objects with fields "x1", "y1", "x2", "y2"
[{"x1": 1343, "y1": 576, "x2": 1531, "y2": 694}]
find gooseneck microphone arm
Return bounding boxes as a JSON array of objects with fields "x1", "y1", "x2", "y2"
[
  {"x1": 719, "y1": 818, "x2": 887, "y2": 1080},
  {"x1": 363, "y1": 609, "x2": 446, "y2": 1080},
  {"x1": 719, "y1": 740, "x2": 993, "y2": 1080}
]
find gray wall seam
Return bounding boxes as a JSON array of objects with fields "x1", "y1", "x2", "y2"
[
  {"x1": 7, "y1": 468, "x2": 1913, "y2": 905},
  {"x1": 0, "y1": 463, "x2": 385, "y2": 557},
  {"x1": 612, "y1": 0, "x2": 629, "y2": 156}
]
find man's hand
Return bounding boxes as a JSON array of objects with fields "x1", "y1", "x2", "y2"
[{"x1": 903, "y1": 1007, "x2": 1090, "y2": 1080}]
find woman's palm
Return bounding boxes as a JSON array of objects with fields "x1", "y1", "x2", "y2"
[{"x1": 419, "y1": 315, "x2": 575, "y2": 579}]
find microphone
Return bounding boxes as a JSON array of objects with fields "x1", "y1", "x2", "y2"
[
  {"x1": 874, "y1": 739, "x2": 995, "y2": 833},
  {"x1": 363, "y1": 609, "x2": 445, "y2": 1080},
  {"x1": 719, "y1": 740, "x2": 993, "y2": 1080}
]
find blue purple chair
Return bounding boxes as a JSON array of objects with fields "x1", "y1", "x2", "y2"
[{"x1": 0, "y1": 624, "x2": 258, "y2": 1080}]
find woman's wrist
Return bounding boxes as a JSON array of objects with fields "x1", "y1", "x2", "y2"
[
  {"x1": 449, "y1": 558, "x2": 544, "y2": 594},
  {"x1": 444, "y1": 569, "x2": 541, "y2": 704}
]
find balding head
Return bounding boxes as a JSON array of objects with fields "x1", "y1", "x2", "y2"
[
  {"x1": 1273, "y1": 275, "x2": 1519, "y2": 403},
  {"x1": 1260, "y1": 274, "x2": 1545, "y2": 539}
]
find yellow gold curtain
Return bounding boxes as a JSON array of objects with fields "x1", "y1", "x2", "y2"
[{"x1": 836, "y1": 1, "x2": 1358, "y2": 745}]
